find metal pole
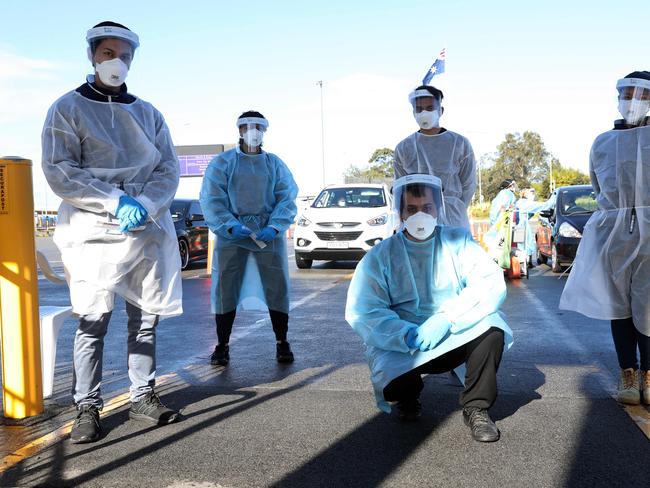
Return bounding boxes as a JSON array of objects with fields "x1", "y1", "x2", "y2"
[
  {"x1": 0, "y1": 156, "x2": 44, "y2": 418},
  {"x1": 478, "y1": 158, "x2": 483, "y2": 204},
  {"x1": 317, "y1": 80, "x2": 325, "y2": 187}
]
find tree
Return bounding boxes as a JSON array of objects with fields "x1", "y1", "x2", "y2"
[
  {"x1": 344, "y1": 148, "x2": 394, "y2": 183},
  {"x1": 481, "y1": 131, "x2": 553, "y2": 201}
]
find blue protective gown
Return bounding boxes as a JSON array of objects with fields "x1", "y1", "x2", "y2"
[
  {"x1": 514, "y1": 197, "x2": 554, "y2": 257},
  {"x1": 345, "y1": 227, "x2": 513, "y2": 412},
  {"x1": 200, "y1": 147, "x2": 298, "y2": 313},
  {"x1": 489, "y1": 188, "x2": 517, "y2": 225}
]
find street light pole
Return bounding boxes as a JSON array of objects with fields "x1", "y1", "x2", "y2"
[{"x1": 317, "y1": 80, "x2": 325, "y2": 187}]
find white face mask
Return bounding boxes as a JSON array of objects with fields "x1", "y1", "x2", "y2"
[
  {"x1": 414, "y1": 109, "x2": 440, "y2": 130},
  {"x1": 403, "y1": 211, "x2": 437, "y2": 240},
  {"x1": 95, "y1": 58, "x2": 129, "y2": 87},
  {"x1": 242, "y1": 128, "x2": 264, "y2": 148},
  {"x1": 618, "y1": 99, "x2": 650, "y2": 126}
]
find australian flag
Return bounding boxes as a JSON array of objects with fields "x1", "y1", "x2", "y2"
[{"x1": 422, "y1": 47, "x2": 446, "y2": 85}]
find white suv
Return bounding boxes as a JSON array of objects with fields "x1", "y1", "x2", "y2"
[{"x1": 293, "y1": 183, "x2": 399, "y2": 269}]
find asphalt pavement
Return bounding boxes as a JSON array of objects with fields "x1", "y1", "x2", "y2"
[{"x1": 1, "y1": 237, "x2": 648, "y2": 488}]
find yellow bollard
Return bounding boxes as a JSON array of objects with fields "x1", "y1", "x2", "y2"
[{"x1": 0, "y1": 156, "x2": 44, "y2": 418}]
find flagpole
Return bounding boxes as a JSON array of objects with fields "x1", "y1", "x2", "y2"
[{"x1": 317, "y1": 80, "x2": 325, "y2": 187}]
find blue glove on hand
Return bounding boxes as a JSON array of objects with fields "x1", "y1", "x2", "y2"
[
  {"x1": 230, "y1": 224, "x2": 252, "y2": 239},
  {"x1": 116, "y1": 195, "x2": 148, "y2": 233},
  {"x1": 405, "y1": 326, "x2": 419, "y2": 349},
  {"x1": 413, "y1": 313, "x2": 452, "y2": 351},
  {"x1": 256, "y1": 226, "x2": 278, "y2": 242}
]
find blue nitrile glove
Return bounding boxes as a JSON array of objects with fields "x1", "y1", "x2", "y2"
[
  {"x1": 256, "y1": 226, "x2": 278, "y2": 242},
  {"x1": 116, "y1": 195, "x2": 148, "y2": 233},
  {"x1": 230, "y1": 224, "x2": 252, "y2": 239},
  {"x1": 405, "y1": 326, "x2": 419, "y2": 349},
  {"x1": 413, "y1": 313, "x2": 452, "y2": 351}
]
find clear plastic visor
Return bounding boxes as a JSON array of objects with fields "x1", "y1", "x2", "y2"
[{"x1": 392, "y1": 175, "x2": 446, "y2": 223}]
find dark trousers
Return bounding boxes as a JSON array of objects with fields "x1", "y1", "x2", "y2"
[
  {"x1": 611, "y1": 318, "x2": 650, "y2": 371},
  {"x1": 216, "y1": 309, "x2": 288, "y2": 344},
  {"x1": 383, "y1": 327, "x2": 504, "y2": 410}
]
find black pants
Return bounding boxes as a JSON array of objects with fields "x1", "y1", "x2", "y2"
[
  {"x1": 215, "y1": 309, "x2": 288, "y2": 344},
  {"x1": 611, "y1": 318, "x2": 650, "y2": 371},
  {"x1": 383, "y1": 327, "x2": 504, "y2": 410}
]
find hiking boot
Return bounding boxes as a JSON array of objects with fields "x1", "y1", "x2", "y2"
[
  {"x1": 210, "y1": 343, "x2": 229, "y2": 366},
  {"x1": 640, "y1": 370, "x2": 650, "y2": 405},
  {"x1": 396, "y1": 399, "x2": 422, "y2": 422},
  {"x1": 70, "y1": 405, "x2": 101, "y2": 444},
  {"x1": 129, "y1": 391, "x2": 179, "y2": 425},
  {"x1": 276, "y1": 341, "x2": 294, "y2": 363},
  {"x1": 463, "y1": 407, "x2": 500, "y2": 442},
  {"x1": 616, "y1": 368, "x2": 640, "y2": 405}
]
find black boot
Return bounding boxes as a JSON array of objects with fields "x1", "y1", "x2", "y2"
[
  {"x1": 463, "y1": 407, "x2": 500, "y2": 442},
  {"x1": 396, "y1": 398, "x2": 422, "y2": 421},
  {"x1": 276, "y1": 341, "x2": 294, "y2": 363},
  {"x1": 210, "y1": 343, "x2": 229, "y2": 366}
]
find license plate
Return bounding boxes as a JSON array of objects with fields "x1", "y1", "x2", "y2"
[{"x1": 327, "y1": 242, "x2": 349, "y2": 249}]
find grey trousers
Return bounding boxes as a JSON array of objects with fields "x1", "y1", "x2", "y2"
[{"x1": 72, "y1": 301, "x2": 159, "y2": 408}]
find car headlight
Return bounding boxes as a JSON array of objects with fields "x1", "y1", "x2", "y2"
[
  {"x1": 296, "y1": 215, "x2": 312, "y2": 227},
  {"x1": 558, "y1": 222, "x2": 581, "y2": 238},
  {"x1": 367, "y1": 213, "x2": 388, "y2": 226}
]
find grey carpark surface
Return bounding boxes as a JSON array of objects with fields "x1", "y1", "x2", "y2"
[{"x1": 1, "y1": 237, "x2": 648, "y2": 488}]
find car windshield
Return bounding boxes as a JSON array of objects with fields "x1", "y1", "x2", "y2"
[
  {"x1": 559, "y1": 189, "x2": 597, "y2": 215},
  {"x1": 312, "y1": 187, "x2": 386, "y2": 208},
  {"x1": 170, "y1": 201, "x2": 189, "y2": 220}
]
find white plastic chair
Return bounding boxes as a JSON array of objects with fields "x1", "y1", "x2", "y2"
[{"x1": 36, "y1": 251, "x2": 72, "y2": 398}]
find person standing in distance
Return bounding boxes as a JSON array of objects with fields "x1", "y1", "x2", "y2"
[
  {"x1": 42, "y1": 21, "x2": 182, "y2": 443},
  {"x1": 394, "y1": 85, "x2": 477, "y2": 229},
  {"x1": 200, "y1": 111, "x2": 298, "y2": 367}
]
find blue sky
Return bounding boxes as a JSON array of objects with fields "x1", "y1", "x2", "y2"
[{"x1": 1, "y1": 0, "x2": 648, "y2": 208}]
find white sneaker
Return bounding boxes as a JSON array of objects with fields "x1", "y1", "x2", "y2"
[
  {"x1": 616, "y1": 368, "x2": 640, "y2": 405},
  {"x1": 641, "y1": 370, "x2": 650, "y2": 405}
]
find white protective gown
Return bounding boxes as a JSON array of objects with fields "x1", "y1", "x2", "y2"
[
  {"x1": 394, "y1": 130, "x2": 476, "y2": 229},
  {"x1": 560, "y1": 122, "x2": 650, "y2": 336},
  {"x1": 41, "y1": 79, "x2": 182, "y2": 317}
]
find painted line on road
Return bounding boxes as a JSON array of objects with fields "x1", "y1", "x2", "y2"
[
  {"x1": 0, "y1": 371, "x2": 180, "y2": 474},
  {"x1": 520, "y1": 285, "x2": 650, "y2": 440}
]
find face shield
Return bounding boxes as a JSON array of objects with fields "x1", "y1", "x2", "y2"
[
  {"x1": 393, "y1": 174, "x2": 446, "y2": 240},
  {"x1": 408, "y1": 88, "x2": 442, "y2": 130},
  {"x1": 86, "y1": 26, "x2": 139, "y2": 87},
  {"x1": 616, "y1": 78, "x2": 650, "y2": 126},
  {"x1": 237, "y1": 117, "x2": 268, "y2": 149}
]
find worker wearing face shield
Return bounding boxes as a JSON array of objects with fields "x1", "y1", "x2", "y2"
[
  {"x1": 41, "y1": 21, "x2": 182, "y2": 444},
  {"x1": 393, "y1": 86, "x2": 477, "y2": 229},
  {"x1": 345, "y1": 174, "x2": 513, "y2": 442},
  {"x1": 560, "y1": 71, "x2": 650, "y2": 406},
  {"x1": 514, "y1": 188, "x2": 554, "y2": 267},
  {"x1": 200, "y1": 111, "x2": 299, "y2": 367}
]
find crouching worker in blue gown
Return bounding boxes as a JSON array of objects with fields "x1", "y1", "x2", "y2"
[
  {"x1": 200, "y1": 111, "x2": 298, "y2": 366},
  {"x1": 345, "y1": 174, "x2": 513, "y2": 442}
]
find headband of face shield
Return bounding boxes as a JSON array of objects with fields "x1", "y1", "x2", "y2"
[
  {"x1": 393, "y1": 174, "x2": 446, "y2": 239},
  {"x1": 616, "y1": 78, "x2": 650, "y2": 126},
  {"x1": 237, "y1": 117, "x2": 268, "y2": 148},
  {"x1": 86, "y1": 26, "x2": 140, "y2": 51},
  {"x1": 408, "y1": 89, "x2": 442, "y2": 130}
]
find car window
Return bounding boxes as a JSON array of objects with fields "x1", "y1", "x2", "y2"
[
  {"x1": 189, "y1": 201, "x2": 204, "y2": 219},
  {"x1": 170, "y1": 201, "x2": 188, "y2": 220},
  {"x1": 559, "y1": 188, "x2": 597, "y2": 215},
  {"x1": 311, "y1": 187, "x2": 386, "y2": 208}
]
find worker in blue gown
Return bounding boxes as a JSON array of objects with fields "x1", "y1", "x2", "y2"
[
  {"x1": 345, "y1": 174, "x2": 513, "y2": 442},
  {"x1": 200, "y1": 111, "x2": 298, "y2": 366},
  {"x1": 514, "y1": 188, "x2": 555, "y2": 267}
]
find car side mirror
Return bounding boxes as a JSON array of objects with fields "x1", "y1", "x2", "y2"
[{"x1": 539, "y1": 209, "x2": 553, "y2": 219}]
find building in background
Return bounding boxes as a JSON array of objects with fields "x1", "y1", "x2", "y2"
[{"x1": 175, "y1": 144, "x2": 236, "y2": 199}]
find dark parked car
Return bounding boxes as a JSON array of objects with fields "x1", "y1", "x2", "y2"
[
  {"x1": 535, "y1": 185, "x2": 597, "y2": 272},
  {"x1": 170, "y1": 199, "x2": 209, "y2": 270}
]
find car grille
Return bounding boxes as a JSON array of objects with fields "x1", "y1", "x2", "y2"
[
  {"x1": 317, "y1": 222, "x2": 360, "y2": 228},
  {"x1": 314, "y1": 231, "x2": 363, "y2": 241}
]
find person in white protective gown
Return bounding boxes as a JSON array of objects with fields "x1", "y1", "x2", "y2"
[
  {"x1": 345, "y1": 174, "x2": 513, "y2": 443},
  {"x1": 560, "y1": 71, "x2": 650, "y2": 406},
  {"x1": 514, "y1": 188, "x2": 554, "y2": 267},
  {"x1": 200, "y1": 111, "x2": 298, "y2": 367},
  {"x1": 393, "y1": 85, "x2": 476, "y2": 229},
  {"x1": 41, "y1": 21, "x2": 181, "y2": 443}
]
